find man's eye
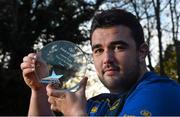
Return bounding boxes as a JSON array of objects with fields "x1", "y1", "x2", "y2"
[
  {"x1": 93, "y1": 48, "x2": 104, "y2": 55},
  {"x1": 114, "y1": 45, "x2": 125, "y2": 52}
]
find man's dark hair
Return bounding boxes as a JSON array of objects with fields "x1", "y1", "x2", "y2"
[{"x1": 90, "y1": 9, "x2": 145, "y2": 48}]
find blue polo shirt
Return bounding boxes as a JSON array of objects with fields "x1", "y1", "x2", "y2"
[{"x1": 86, "y1": 72, "x2": 180, "y2": 116}]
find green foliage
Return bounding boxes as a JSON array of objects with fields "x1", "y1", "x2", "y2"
[
  {"x1": 155, "y1": 44, "x2": 178, "y2": 81},
  {"x1": 0, "y1": 0, "x2": 105, "y2": 69},
  {"x1": 0, "y1": 0, "x2": 104, "y2": 115}
]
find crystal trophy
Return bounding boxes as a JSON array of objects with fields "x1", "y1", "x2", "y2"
[{"x1": 35, "y1": 40, "x2": 87, "y2": 92}]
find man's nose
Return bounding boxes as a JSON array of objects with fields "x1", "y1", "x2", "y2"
[{"x1": 103, "y1": 50, "x2": 114, "y2": 64}]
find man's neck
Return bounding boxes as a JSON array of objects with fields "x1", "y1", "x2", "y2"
[
  {"x1": 138, "y1": 64, "x2": 148, "y2": 81},
  {"x1": 109, "y1": 65, "x2": 148, "y2": 95}
]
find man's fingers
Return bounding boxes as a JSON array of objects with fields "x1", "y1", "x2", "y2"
[
  {"x1": 27, "y1": 53, "x2": 37, "y2": 59},
  {"x1": 46, "y1": 84, "x2": 65, "y2": 98},
  {"x1": 48, "y1": 96, "x2": 63, "y2": 112},
  {"x1": 21, "y1": 53, "x2": 36, "y2": 70},
  {"x1": 48, "y1": 96, "x2": 56, "y2": 104},
  {"x1": 20, "y1": 62, "x2": 34, "y2": 70},
  {"x1": 50, "y1": 104, "x2": 58, "y2": 112},
  {"x1": 22, "y1": 68, "x2": 35, "y2": 76}
]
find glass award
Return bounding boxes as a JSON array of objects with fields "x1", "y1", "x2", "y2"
[{"x1": 35, "y1": 40, "x2": 87, "y2": 92}]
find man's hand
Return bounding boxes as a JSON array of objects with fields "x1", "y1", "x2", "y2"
[
  {"x1": 20, "y1": 53, "x2": 48, "y2": 90},
  {"x1": 20, "y1": 53, "x2": 55, "y2": 116},
  {"x1": 46, "y1": 77, "x2": 88, "y2": 116}
]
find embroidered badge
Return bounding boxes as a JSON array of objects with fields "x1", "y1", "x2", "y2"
[
  {"x1": 91, "y1": 106, "x2": 98, "y2": 113},
  {"x1": 109, "y1": 99, "x2": 121, "y2": 111},
  {"x1": 140, "y1": 110, "x2": 151, "y2": 117}
]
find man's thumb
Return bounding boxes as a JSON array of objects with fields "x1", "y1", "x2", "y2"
[{"x1": 77, "y1": 77, "x2": 88, "y2": 95}]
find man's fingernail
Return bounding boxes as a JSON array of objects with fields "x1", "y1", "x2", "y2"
[
  {"x1": 33, "y1": 55, "x2": 37, "y2": 59},
  {"x1": 31, "y1": 64, "x2": 34, "y2": 67},
  {"x1": 31, "y1": 68, "x2": 35, "y2": 71}
]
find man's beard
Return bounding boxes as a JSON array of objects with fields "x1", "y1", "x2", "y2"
[{"x1": 99, "y1": 59, "x2": 141, "y2": 93}]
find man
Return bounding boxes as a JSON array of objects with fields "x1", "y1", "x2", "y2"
[{"x1": 20, "y1": 9, "x2": 180, "y2": 116}]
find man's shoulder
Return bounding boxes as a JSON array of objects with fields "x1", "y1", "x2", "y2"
[
  {"x1": 137, "y1": 71, "x2": 180, "y2": 89},
  {"x1": 120, "y1": 72, "x2": 180, "y2": 116},
  {"x1": 124, "y1": 71, "x2": 180, "y2": 109}
]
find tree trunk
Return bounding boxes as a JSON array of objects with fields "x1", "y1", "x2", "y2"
[{"x1": 152, "y1": 0, "x2": 165, "y2": 75}]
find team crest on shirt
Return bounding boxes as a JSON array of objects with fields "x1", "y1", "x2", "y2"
[
  {"x1": 140, "y1": 110, "x2": 151, "y2": 117},
  {"x1": 91, "y1": 106, "x2": 98, "y2": 113},
  {"x1": 109, "y1": 99, "x2": 121, "y2": 111}
]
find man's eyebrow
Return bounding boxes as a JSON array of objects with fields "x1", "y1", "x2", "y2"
[
  {"x1": 110, "y1": 40, "x2": 129, "y2": 47},
  {"x1": 91, "y1": 40, "x2": 129, "y2": 50},
  {"x1": 92, "y1": 44, "x2": 102, "y2": 50}
]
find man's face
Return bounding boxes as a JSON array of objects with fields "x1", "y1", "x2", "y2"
[{"x1": 91, "y1": 25, "x2": 141, "y2": 93}]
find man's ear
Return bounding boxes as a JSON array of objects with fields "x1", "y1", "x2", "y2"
[{"x1": 138, "y1": 43, "x2": 149, "y2": 62}]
